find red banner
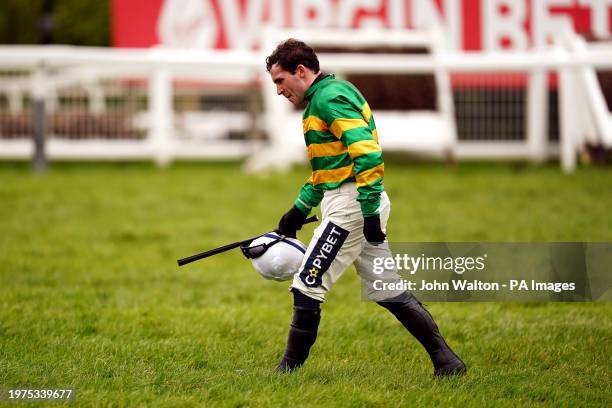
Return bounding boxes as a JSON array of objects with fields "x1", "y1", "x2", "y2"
[{"x1": 112, "y1": 0, "x2": 612, "y2": 51}]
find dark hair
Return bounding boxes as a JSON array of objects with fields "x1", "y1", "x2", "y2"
[{"x1": 265, "y1": 38, "x2": 320, "y2": 73}]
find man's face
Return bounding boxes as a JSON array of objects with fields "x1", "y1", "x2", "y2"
[{"x1": 269, "y1": 63, "x2": 309, "y2": 107}]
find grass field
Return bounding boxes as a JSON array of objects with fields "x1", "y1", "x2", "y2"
[{"x1": 0, "y1": 161, "x2": 611, "y2": 407}]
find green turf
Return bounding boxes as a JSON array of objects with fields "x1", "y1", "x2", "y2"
[{"x1": 0, "y1": 161, "x2": 610, "y2": 407}]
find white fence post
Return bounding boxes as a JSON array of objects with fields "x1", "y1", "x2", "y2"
[
  {"x1": 557, "y1": 48, "x2": 577, "y2": 174},
  {"x1": 527, "y1": 69, "x2": 548, "y2": 163},
  {"x1": 432, "y1": 27, "x2": 458, "y2": 159},
  {"x1": 148, "y1": 68, "x2": 173, "y2": 165}
]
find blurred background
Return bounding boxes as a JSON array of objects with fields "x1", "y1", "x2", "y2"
[
  {"x1": 1, "y1": 3, "x2": 611, "y2": 405},
  {"x1": 0, "y1": 0, "x2": 611, "y2": 172}
]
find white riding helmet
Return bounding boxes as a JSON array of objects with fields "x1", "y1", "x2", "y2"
[{"x1": 241, "y1": 232, "x2": 307, "y2": 281}]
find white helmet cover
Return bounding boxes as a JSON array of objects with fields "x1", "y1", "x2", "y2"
[{"x1": 246, "y1": 232, "x2": 307, "y2": 281}]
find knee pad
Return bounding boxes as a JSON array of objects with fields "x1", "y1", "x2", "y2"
[{"x1": 292, "y1": 288, "x2": 321, "y2": 310}]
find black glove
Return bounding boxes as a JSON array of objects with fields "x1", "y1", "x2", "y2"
[
  {"x1": 363, "y1": 215, "x2": 386, "y2": 244},
  {"x1": 277, "y1": 205, "x2": 307, "y2": 238}
]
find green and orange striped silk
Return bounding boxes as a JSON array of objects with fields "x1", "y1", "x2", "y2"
[{"x1": 294, "y1": 74, "x2": 384, "y2": 217}]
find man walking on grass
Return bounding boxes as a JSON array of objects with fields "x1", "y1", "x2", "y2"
[{"x1": 267, "y1": 39, "x2": 466, "y2": 377}]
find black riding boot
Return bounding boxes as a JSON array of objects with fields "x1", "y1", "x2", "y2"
[
  {"x1": 378, "y1": 293, "x2": 466, "y2": 377},
  {"x1": 275, "y1": 290, "x2": 321, "y2": 373}
]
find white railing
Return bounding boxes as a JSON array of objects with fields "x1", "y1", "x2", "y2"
[
  {"x1": 0, "y1": 30, "x2": 611, "y2": 172},
  {"x1": 0, "y1": 47, "x2": 266, "y2": 164},
  {"x1": 557, "y1": 29, "x2": 612, "y2": 172}
]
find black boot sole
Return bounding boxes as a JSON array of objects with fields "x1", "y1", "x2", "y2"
[{"x1": 434, "y1": 358, "x2": 467, "y2": 377}]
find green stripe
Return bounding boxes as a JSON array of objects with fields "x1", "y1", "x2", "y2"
[
  {"x1": 343, "y1": 81, "x2": 366, "y2": 104},
  {"x1": 368, "y1": 116, "x2": 376, "y2": 129},
  {"x1": 298, "y1": 183, "x2": 324, "y2": 208},
  {"x1": 342, "y1": 127, "x2": 375, "y2": 145},
  {"x1": 357, "y1": 179, "x2": 384, "y2": 216},
  {"x1": 306, "y1": 85, "x2": 366, "y2": 122},
  {"x1": 353, "y1": 151, "x2": 383, "y2": 174},
  {"x1": 312, "y1": 177, "x2": 357, "y2": 189},
  {"x1": 358, "y1": 177, "x2": 384, "y2": 193},
  {"x1": 305, "y1": 129, "x2": 337, "y2": 146},
  {"x1": 328, "y1": 105, "x2": 365, "y2": 121},
  {"x1": 310, "y1": 153, "x2": 352, "y2": 171},
  {"x1": 325, "y1": 82, "x2": 366, "y2": 111}
]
